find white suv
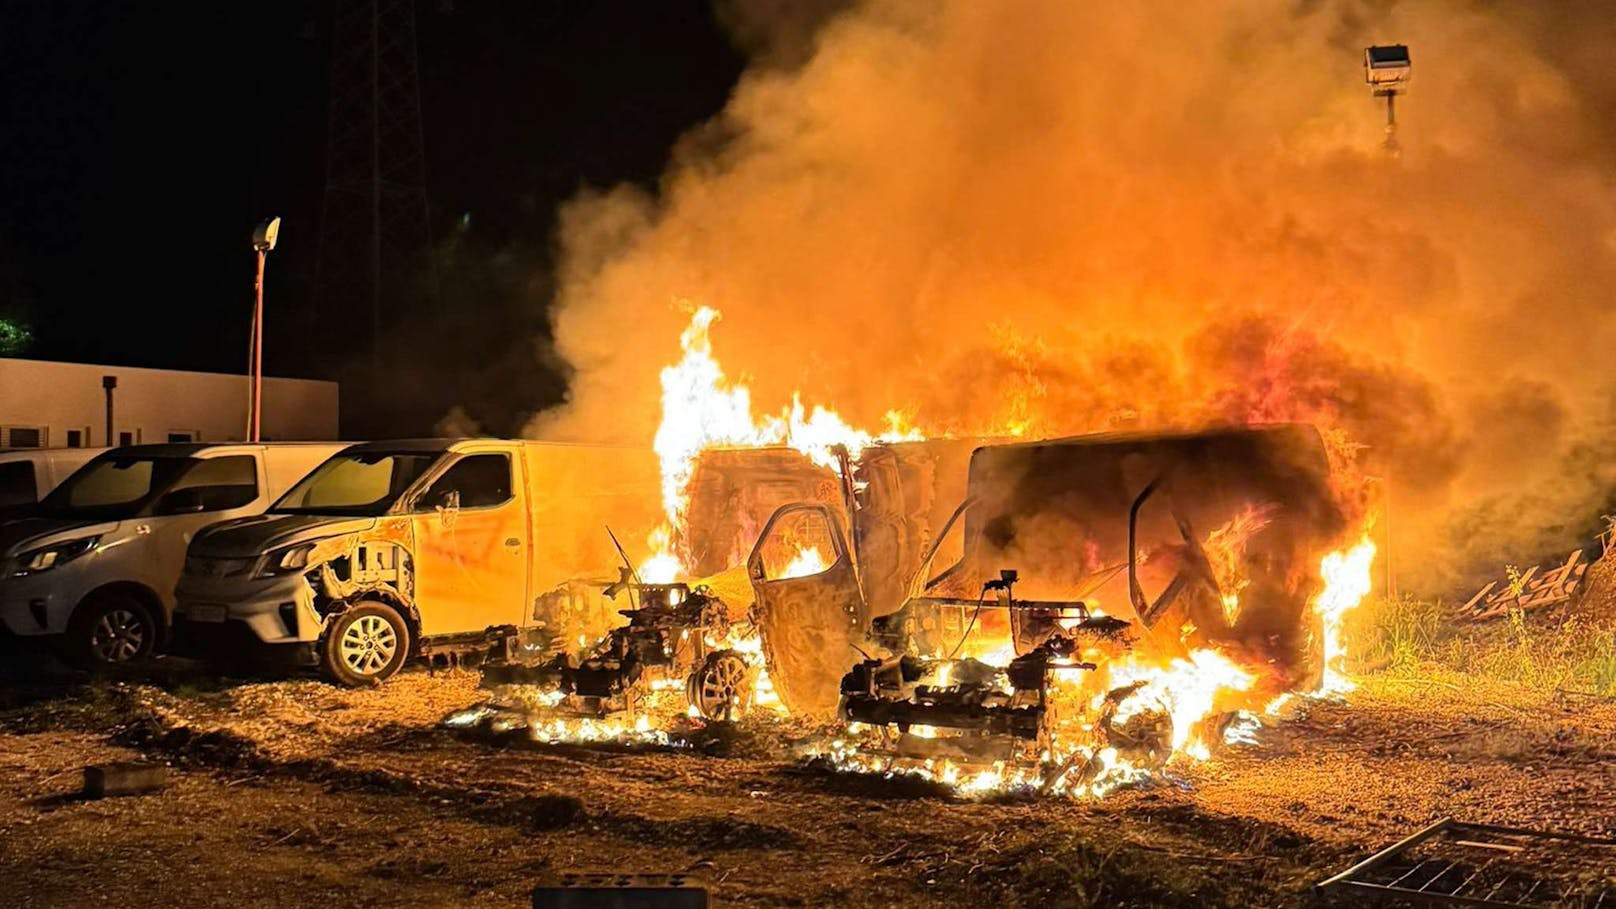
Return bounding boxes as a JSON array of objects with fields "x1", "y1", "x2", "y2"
[{"x1": 0, "y1": 442, "x2": 341, "y2": 666}]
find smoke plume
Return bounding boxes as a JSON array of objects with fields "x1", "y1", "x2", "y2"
[{"x1": 528, "y1": 0, "x2": 1616, "y2": 591}]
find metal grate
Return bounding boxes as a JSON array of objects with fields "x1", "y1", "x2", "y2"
[{"x1": 1318, "y1": 818, "x2": 1616, "y2": 908}]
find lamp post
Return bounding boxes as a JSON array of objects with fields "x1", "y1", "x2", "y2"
[
  {"x1": 1364, "y1": 45, "x2": 1411, "y2": 155},
  {"x1": 248, "y1": 217, "x2": 281, "y2": 442}
]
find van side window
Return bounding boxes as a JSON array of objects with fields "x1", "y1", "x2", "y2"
[
  {"x1": 417, "y1": 454, "x2": 512, "y2": 511},
  {"x1": 157, "y1": 456, "x2": 260, "y2": 514},
  {"x1": 0, "y1": 461, "x2": 37, "y2": 509}
]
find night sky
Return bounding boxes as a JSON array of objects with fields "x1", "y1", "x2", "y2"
[{"x1": 0, "y1": 1, "x2": 747, "y2": 436}]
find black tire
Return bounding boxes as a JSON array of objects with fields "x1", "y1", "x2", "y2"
[
  {"x1": 319, "y1": 601, "x2": 410, "y2": 687},
  {"x1": 65, "y1": 592, "x2": 159, "y2": 668}
]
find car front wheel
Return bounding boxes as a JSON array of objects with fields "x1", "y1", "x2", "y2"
[
  {"x1": 320, "y1": 601, "x2": 410, "y2": 687},
  {"x1": 66, "y1": 592, "x2": 159, "y2": 668}
]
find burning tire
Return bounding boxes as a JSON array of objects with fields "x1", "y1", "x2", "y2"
[
  {"x1": 320, "y1": 601, "x2": 410, "y2": 687},
  {"x1": 686, "y1": 650, "x2": 753, "y2": 721}
]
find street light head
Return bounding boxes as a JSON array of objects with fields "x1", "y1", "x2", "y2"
[
  {"x1": 252, "y1": 217, "x2": 281, "y2": 252},
  {"x1": 1365, "y1": 45, "x2": 1411, "y2": 90}
]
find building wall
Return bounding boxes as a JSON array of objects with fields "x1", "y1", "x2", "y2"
[{"x1": 0, "y1": 357, "x2": 339, "y2": 448}]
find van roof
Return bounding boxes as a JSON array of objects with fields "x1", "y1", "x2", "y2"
[
  {"x1": 977, "y1": 422, "x2": 1316, "y2": 453},
  {"x1": 0, "y1": 447, "x2": 107, "y2": 460},
  {"x1": 335, "y1": 439, "x2": 645, "y2": 455},
  {"x1": 93, "y1": 442, "x2": 342, "y2": 459},
  {"x1": 341, "y1": 438, "x2": 464, "y2": 454}
]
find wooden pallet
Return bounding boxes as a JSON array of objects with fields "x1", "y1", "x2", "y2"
[{"x1": 1459, "y1": 549, "x2": 1590, "y2": 623}]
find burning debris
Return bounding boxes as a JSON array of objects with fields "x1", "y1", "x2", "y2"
[
  {"x1": 822, "y1": 569, "x2": 1153, "y2": 797},
  {"x1": 446, "y1": 310, "x2": 1380, "y2": 801},
  {"x1": 447, "y1": 574, "x2": 784, "y2": 746}
]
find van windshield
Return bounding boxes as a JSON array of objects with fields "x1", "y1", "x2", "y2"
[
  {"x1": 35, "y1": 456, "x2": 198, "y2": 521},
  {"x1": 271, "y1": 452, "x2": 441, "y2": 516}
]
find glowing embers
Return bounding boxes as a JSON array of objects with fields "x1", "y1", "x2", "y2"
[
  {"x1": 1102, "y1": 648, "x2": 1256, "y2": 761},
  {"x1": 461, "y1": 581, "x2": 785, "y2": 750},
  {"x1": 814, "y1": 645, "x2": 1276, "y2": 799},
  {"x1": 442, "y1": 689, "x2": 690, "y2": 749}
]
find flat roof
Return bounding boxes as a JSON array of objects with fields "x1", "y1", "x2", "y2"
[{"x1": 0, "y1": 356, "x2": 337, "y2": 388}]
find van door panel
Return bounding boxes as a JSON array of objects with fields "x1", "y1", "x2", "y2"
[
  {"x1": 410, "y1": 451, "x2": 528, "y2": 637},
  {"x1": 747, "y1": 503, "x2": 865, "y2": 720},
  {"x1": 148, "y1": 455, "x2": 268, "y2": 610}
]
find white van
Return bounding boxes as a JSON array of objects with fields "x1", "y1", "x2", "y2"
[
  {"x1": 0, "y1": 448, "x2": 107, "y2": 521},
  {"x1": 0, "y1": 442, "x2": 344, "y2": 666}
]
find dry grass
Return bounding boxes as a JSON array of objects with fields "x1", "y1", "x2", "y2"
[{"x1": 1349, "y1": 592, "x2": 1616, "y2": 697}]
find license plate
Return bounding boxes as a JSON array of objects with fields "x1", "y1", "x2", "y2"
[{"x1": 186, "y1": 603, "x2": 227, "y2": 623}]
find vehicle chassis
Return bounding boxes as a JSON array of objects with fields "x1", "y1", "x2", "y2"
[
  {"x1": 482, "y1": 574, "x2": 758, "y2": 723},
  {"x1": 837, "y1": 571, "x2": 1136, "y2": 768}
]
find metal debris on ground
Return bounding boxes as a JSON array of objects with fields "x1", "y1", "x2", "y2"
[
  {"x1": 532, "y1": 873, "x2": 709, "y2": 909},
  {"x1": 82, "y1": 762, "x2": 167, "y2": 799},
  {"x1": 1459, "y1": 550, "x2": 1593, "y2": 623},
  {"x1": 1316, "y1": 817, "x2": 1616, "y2": 907}
]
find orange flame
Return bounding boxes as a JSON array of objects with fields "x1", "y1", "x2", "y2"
[
  {"x1": 641, "y1": 304, "x2": 919, "y2": 581},
  {"x1": 778, "y1": 545, "x2": 829, "y2": 579},
  {"x1": 1202, "y1": 503, "x2": 1276, "y2": 626},
  {"x1": 1313, "y1": 535, "x2": 1377, "y2": 695}
]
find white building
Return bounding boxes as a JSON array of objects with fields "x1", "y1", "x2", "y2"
[{"x1": 0, "y1": 357, "x2": 339, "y2": 449}]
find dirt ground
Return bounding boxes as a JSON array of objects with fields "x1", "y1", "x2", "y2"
[{"x1": 2, "y1": 653, "x2": 1615, "y2": 908}]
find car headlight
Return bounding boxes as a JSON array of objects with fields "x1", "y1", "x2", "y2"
[
  {"x1": 256, "y1": 543, "x2": 315, "y2": 578},
  {"x1": 9, "y1": 536, "x2": 101, "y2": 578}
]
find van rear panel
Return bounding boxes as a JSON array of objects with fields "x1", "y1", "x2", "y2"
[{"x1": 519, "y1": 442, "x2": 663, "y2": 594}]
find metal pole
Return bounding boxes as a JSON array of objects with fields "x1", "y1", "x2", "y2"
[
  {"x1": 369, "y1": 0, "x2": 382, "y2": 371},
  {"x1": 245, "y1": 292, "x2": 256, "y2": 441},
  {"x1": 1383, "y1": 471, "x2": 1395, "y2": 599},
  {"x1": 1383, "y1": 91, "x2": 1400, "y2": 155},
  {"x1": 251, "y1": 249, "x2": 266, "y2": 442},
  {"x1": 101, "y1": 375, "x2": 117, "y2": 446}
]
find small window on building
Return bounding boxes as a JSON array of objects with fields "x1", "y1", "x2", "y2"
[
  {"x1": 1, "y1": 426, "x2": 47, "y2": 449},
  {"x1": 415, "y1": 453, "x2": 512, "y2": 511},
  {"x1": 117, "y1": 430, "x2": 139, "y2": 447},
  {"x1": 0, "y1": 461, "x2": 38, "y2": 510},
  {"x1": 167, "y1": 431, "x2": 196, "y2": 443},
  {"x1": 65, "y1": 429, "x2": 84, "y2": 448}
]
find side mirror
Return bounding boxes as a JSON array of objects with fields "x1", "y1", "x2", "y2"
[
  {"x1": 433, "y1": 489, "x2": 460, "y2": 526},
  {"x1": 155, "y1": 488, "x2": 208, "y2": 515}
]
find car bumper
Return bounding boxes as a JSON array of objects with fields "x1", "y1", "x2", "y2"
[
  {"x1": 168, "y1": 616, "x2": 317, "y2": 667},
  {"x1": 173, "y1": 572, "x2": 325, "y2": 645},
  {"x1": 0, "y1": 574, "x2": 69, "y2": 636}
]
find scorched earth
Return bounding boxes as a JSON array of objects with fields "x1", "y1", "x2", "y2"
[{"x1": 1, "y1": 651, "x2": 1612, "y2": 908}]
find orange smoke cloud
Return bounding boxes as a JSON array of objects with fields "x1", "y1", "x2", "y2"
[{"x1": 529, "y1": 1, "x2": 1616, "y2": 589}]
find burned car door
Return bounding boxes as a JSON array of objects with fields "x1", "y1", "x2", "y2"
[
  {"x1": 747, "y1": 502, "x2": 865, "y2": 720},
  {"x1": 410, "y1": 450, "x2": 530, "y2": 636}
]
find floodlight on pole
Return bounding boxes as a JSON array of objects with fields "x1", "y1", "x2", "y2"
[
  {"x1": 247, "y1": 217, "x2": 281, "y2": 442},
  {"x1": 1365, "y1": 45, "x2": 1411, "y2": 155}
]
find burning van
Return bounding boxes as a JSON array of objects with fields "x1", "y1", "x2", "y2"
[
  {"x1": 172, "y1": 439, "x2": 661, "y2": 685},
  {"x1": 467, "y1": 439, "x2": 981, "y2": 729},
  {"x1": 744, "y1": 424, "x2": 1352, "y2": 784}
]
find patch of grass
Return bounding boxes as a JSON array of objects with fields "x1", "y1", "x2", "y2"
[
  {"x1": 1350, "y1": 594, "x2": 1616, "y2": 697},
  {"x1": 1351, "y1": 594, "x2": 1445, "y2": 671}
]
